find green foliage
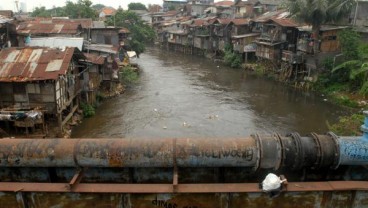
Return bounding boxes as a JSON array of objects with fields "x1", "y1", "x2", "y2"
[
  {"x1": 80, "y1": 103, "x2": 95, "y2": 117},
  {"x1": 223, "y1": 45, "x2": 242, "y2": 68},
  {"x1": 338, "y1": 29, "x2": 361, "y2": 60},
  {"x1": 31, "y1": 0, "x2": 97, "y2": 19},
  {"x1": 31, "y1": 7, "x2": 52, "y2": 17},
  {"x1": 168, "y1": 5, "x2": 176, "y2": 11},
  {"x1": 285, "y1": 0, "x2": 354, "y2": 27},
  {"x1": 121, "y1": 66, "x2": 139, "y2": 84},
  {"x1": 128, "y1": 2, "x2": 147, "y2": 10},
  {"x1": 332, "y1": 42, "x2": 368, "y2": 95},
  {"x1": 106, "y1": 10, "x2": 155, "y2": 56},
  {"x1": 332, "y1": 95, "x2": 359, "y2": 108},
  {"x1": 328, "y1": 113, "x2": 364, "y2": 136},
  {"x1": 92, "y1": 4, "x2": 106, "y2": 11},
  {"x1": 322, "y1": 57, "x2": 334, "y2": 71}
]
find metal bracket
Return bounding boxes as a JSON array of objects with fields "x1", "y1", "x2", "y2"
[
  {"x1": 68, "y1": 169, "x2": 84, "y2": 191},
  {"x1": 172, "y1": 138, "x2": 178, "y2": 192}
]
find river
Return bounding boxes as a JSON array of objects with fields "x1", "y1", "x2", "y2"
[{"x1": 72, "y1": 47, "x2": 347, "y2": 138}]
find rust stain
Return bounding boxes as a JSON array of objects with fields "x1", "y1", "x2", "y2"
[{"x1": 0, "y1": 47, "x2": 76, "y2": 82}]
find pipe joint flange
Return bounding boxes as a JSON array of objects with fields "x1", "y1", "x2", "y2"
[{"x1": 326, "y1": 131, "x2": 340, "y2": 169}]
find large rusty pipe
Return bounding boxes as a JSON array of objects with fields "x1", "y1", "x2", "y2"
[
  {"x1": 0, "y1": 138, "x2": 259, "y2": 168},
  {"x1": 0, "y1": 133, "x2": 365, "y2": 169}
]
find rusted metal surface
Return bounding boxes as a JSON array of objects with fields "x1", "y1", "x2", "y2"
[
  {"x1": 1, "y1": 190, "x2": 368, "y2": 207},
  {"x1": 83, "y1": 53, "x2": 105, "y2": 65},
  {"x1": 0, "y1": 47, "x2": 76, "y2": 82},
  {"x1": 0, "y1": 134, "x2": 365, "y2": 168},
  {"x1": 176, "y1": 138, "x2": 258, "y2": 167},
  {"x1": 0, "y1": 181, "x2": 367, "y2": 193},
  {"x1": 16, "y1": 22, "x2": 82, "y2": 35}
]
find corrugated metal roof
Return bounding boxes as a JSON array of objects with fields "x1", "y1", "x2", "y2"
[
  {"x1": 231, "y1": 18, "x2": 250, "y2": 25},
  {"x1": 28, "y1": 18, "x2": 93, "y2": 29},
  {"x1": 213, "y1": 18, "x2": 232, "y2": 25},
  {"x1": 0, "y1": 15, "x2": 13, "y2": 24},
  {"x1": 214, "y1": 1, "x2": 234, "y2": 6},
  {"x1": 0, "y1": 47, "x2": 77, "y2": 82},
  {"x1": 0, "y1": 10, "x2": 13, "y2": 18},
  {"x1": 29, "y1": 37, "x2": 84, "y2": 50},
  {"x1": 270, "y1": 18, "x2": 298, "y2": 27},
  {"x1": 85, "y1": 44, "x2": 118, "y2": 54},
  {"x1": 232, "y1": 33, "x2": 260, "y2": 39},
  {"x1": 253, "y1": 10, "x2": 289, "y2": 22},
  {"x1": 16, "y1": 22, "x2": 81, "y2": 35},
  {"x1": 83, "y1": 53, "x2": 105, "y2": 65}
]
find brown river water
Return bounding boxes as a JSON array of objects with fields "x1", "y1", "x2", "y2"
[{"x1": 72, "y1": 47, "x2": 348, "y2": 138}]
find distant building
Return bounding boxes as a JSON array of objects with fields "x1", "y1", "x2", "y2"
[
  {"x1": 20, "y1": 2, "x2": 27, "y2": 13},
  {"x1": 163, "y1": 0, "x2": 188, "y2": 11},
  {"x1": 99, "y1": 7, "x2": 117, "y2": 20}
]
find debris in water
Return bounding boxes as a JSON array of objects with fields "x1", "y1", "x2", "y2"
[
  {"x1": 163, "y1": 126, "x2": 167, "y2": 129},
  {"x1": 208, "y1": 115, "x2": 219, "y2": 120},
  {"x1": 323, "y1": 99, "x2": 328, "y2": 102},
  {"x1": 154, "y1": 108, "x2": 158, "y2": 112}
]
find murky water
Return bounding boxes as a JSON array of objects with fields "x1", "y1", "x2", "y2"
[{"x1": 72, "y1": 47, "x2": 348, "y2": 138}]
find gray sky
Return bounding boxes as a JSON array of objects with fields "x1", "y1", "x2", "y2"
[{"x1": 1, "y1": 0, "x2": 165, "y2": 12}]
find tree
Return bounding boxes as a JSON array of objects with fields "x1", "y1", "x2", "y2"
[
  {"x1": 128, "y1": 2, "x2": 147, "y2": 10},
  {"x1": 106, "y1": 10, "x2": 155, "y2": 56},
  {"x1": 285, "y1": 0, "x2": 355, "y2": 53},
  {"x1": 332, "y1": 30, "x2": 368, "y2": 95},
  {"x1": 31, "y1": 6, "x2": 52, "y2": 17},
  {"x1": 63, "y1": 0, "x2": 97, "y2": 19},
  {"x1": 92, "y1": 4, "x2": 106, "y2": 11}
]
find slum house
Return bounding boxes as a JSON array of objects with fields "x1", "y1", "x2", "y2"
[
  {"x1": 234, "y1": 0, "x2": 281, "y2": 19},
  {"x1": 79, "y1": 53, "x2": 105, "y2": 105},
  {"x1": 84, "y1": 44, "x2": 120, "y2": 90},
  {"x1": 22, "y1": 18, "x2": 93, "y2": 42},
  {"x1": 352, "y1": 0, "x2": 368, "y2": 41},
  {"x1": 163, "y1": 0, "x2": 188, "y2": 12},
  {"x1": 234, "y1": 0, "x2": 260, "y2": 18},
  {"x1": 212, "y1": 18, "x2": 232, "y2": 52},
  {"x1": 254, "y1": 17, "x2": 299, "y2": 65},
  {"x1": 204, "y1": 2, "x2": 234, "y2": 18},
  {"x1": 89, "y1": 27, "x2": 130, "y2": 46},
  {"x1": 99, "y1": 7, "x2": 117, "y2": 21},
  {"x1": 296, "y1": 25, "x2": 347, "y2": 75},
  {"x1": 166, "y1": 17, "x2": 192, "y2": 53},
  {"x1": 26, "y1": 37, "x2": 101, "y2": 105},
  {"x1": 0, "y1": 47, "x2": 85, "y2": 137},
  {"x1": 15, "y1": 22, "x2": 83, "y2": 47},
  {"x1": 191, "y1": 18, "x2": 212, "y2": 55},
  {"x1": 230, "y1": 19, "x2": 259, "y2": 62},
  {"x1": 0, "y1": 15, "x2": 15, "y2": 49}
]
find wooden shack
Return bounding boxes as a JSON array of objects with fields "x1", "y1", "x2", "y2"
[{"x1": 0, "y1": 47, "x2": 85, "y2": 134}]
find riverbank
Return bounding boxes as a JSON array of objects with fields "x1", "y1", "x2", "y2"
[
  {"x1": 56, "y1": 64, "x2": 140, "y2": 138},
  {"x1": 242, "y1": 60, "x2": 367, "y2": 136}
]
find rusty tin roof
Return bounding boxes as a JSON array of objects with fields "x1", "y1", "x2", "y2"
[
  {"x1": 270, "y1": 18, "x2": 298, "y2": 27},
  {"x1": 0, "y1": 47, "x2": 78, "y2": 82},
  {"x1": 83, "y1": 53, "x2": 105, "y2": 65},
  {"x1": 16, "y1": 22, "x2": 82, "y2": 35}
]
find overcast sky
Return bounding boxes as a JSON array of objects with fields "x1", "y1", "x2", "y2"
[{"x1": 1, "y1": 0, "x2": 168, "y2": 12}]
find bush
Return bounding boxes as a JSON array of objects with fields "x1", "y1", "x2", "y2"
[
  {"x1": 80, "y1": 103, "x2": 95, "y2": 117},
  {"x1": 328, "y1": 113, "x2": 364, "y2": 136},
  {"x1": 224, "y1": 46, "x2": 242, "y2": 68},
  {"x1": 332, "y1": 95, "x2": 359, "y2": 108},
  {"x1": 121, "y1": 66, "x2": 139, "y2": 84}
]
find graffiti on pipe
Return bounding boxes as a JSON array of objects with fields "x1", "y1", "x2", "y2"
[{"x1": 199, "y1": 148, "x2": 254, "y2": 160}]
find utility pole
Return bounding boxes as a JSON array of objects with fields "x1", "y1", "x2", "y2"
[{"x1": 14, "y1": 0, "x2": 19, "y2": 14}]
